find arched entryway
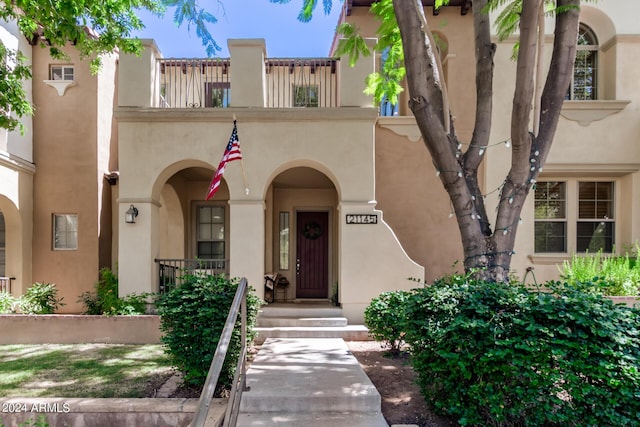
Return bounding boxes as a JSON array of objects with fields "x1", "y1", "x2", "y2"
[{"x1": 265, "y1": 166, "x2": 338, "y2": 301}]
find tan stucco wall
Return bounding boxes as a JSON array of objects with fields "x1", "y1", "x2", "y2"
[{"x1": 31, "y1": 45, "x2": 116, "y2": 312}]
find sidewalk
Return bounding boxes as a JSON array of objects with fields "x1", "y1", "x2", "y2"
[{"x1": 236, "y1": 337, "x2": 388, "y2": 426}]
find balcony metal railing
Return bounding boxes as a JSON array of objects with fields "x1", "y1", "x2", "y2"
[
  {"x1": 265, "y1": 58, "x2": 338, "y2": 108},
  {"x1": 0, "y1": 277, "x2": 14, "y2": 293},
  {"x1": 155, "y1": 259, "x2": 228, "y2": 294},
  {"x1": 155, "y1": 57, "x2": 339, "y2": 109},
  {"x1": 157, "y1": 58, "x2": 231, "y2": 108}
]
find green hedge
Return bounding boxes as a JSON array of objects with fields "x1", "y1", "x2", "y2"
[
  {"x1": 157, "y1": 274, "x2": 261, "y2": 390},
  {"x1": 364, "y1": 290, "x2": 411, "y2": 355},
  {"x1": 391, "y1": 277, "x2": 640, "y2": 426}
]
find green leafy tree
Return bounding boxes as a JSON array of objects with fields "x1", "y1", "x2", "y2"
[
  {"x1": 169, "y1": 0, "x2": 587, "y2": 282},
  {"x1": 0, "y1": 0, "x2": 163, "y2": 131},
  {"x1": 292, "y1": 0, "x2": 583, "y2": 282}
]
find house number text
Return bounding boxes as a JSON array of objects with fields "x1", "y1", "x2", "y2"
[{"x1": 346, "y1": 214, "x2": 378, "y2": 224}]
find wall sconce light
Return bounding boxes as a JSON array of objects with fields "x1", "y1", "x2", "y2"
[{"x1": 125, "y1": 204, "x2": 139, "y2": 224}]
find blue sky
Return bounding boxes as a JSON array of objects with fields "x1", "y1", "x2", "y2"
[{"x1": 132, "y1": 1, "x2": 344, "y2": 58}]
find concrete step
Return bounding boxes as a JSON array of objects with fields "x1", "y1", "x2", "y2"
[
  {"x1": 257, "y1": 316, "x2": 348, "y2": 327},
  {"x1": 254, "y1": 325, "x2": 371, "y2": 343},
  {"x1": 236, "y1": 411, "x2": 388, "y2": 427},
  {"x1": 240, "y1": 338, "x2": 381, "y2": 414},
  {"x1": 258, "y1": 302, "x2": 344, "y2": 319}
]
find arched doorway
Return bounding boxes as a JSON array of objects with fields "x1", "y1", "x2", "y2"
[{"x1": 267, "y1": 166, "x2": 338, "y2": 301}]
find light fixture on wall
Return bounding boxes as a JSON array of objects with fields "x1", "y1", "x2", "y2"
[{"x1": 125, "y1": 204, "x2": 139, "y2": 224}]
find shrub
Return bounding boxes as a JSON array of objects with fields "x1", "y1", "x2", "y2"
[
  {"x1": 364, "y1": 290, "x2": 411, "y2": 355},
  {"x1": 403, "y1": 278, "x2": 640, "y2": 426},
  {"x1": 78, "y1": 267, "x2": 149, "y2": 315},
  {"x1": 0, "y1": 291, "x2": 18, "y2": 313},
  {"x1": 157, "y1": 274, "x2": 262, "y2": 390},
  {"x1": 20, "y1": 282, "x2": 65, "y2": 314},
  {"x1": 560, "y1": 249, "x2": 640, "y2": 296}
]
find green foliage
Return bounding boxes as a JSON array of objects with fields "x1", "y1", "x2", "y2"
[
  {"x1": 402, "y1": 278, "x2": 640, "y2": 426},
  {"x1": 0, "y1": 415, "x2": 50, "y2": 427},
  {"x1": 0, "y1": 42, "x2": 34, "y2": 133},
  {"x1": 560, "y1": 249, "x2": 640, "y2": 296},
  {"x1": 0, "y1": 291, "x2": 18, "y2": 313},
  {"x1": 78, "y1": 267, "x2": 150, "y2": 315},
  {"x1": 364, "y1": 290, "x2": 411, "y2": 355},
  {"x1": 20, "y1": 283, "x2": 65, "y2": 314},
  {"x1": 0, "y1": 0, "x2": 163, "y2": 131},
  {"x1": 157, "y1": 274, "x2": 262, "y2": 389}
]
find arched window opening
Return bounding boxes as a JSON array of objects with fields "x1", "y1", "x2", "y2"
[{"x1": 569, "y1": 24, "x2": 598, "y2": 100}]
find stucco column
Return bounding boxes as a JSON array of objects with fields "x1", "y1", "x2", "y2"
[
  {"x1": 117, "y1": 200, "x2": 160, "y2": 296},
  {"x1": 228, "y1": 39, "x2": 267, "y2": 107},
  {"x1": 118, "y1": 39, "x2": 161, "y2": 108},
  {"x1": 339, "y1": 38, "x2": 377, "y2": 107},
  {"x1": 228, "y1": 200, "x2": 265, "y2": 298},
  {"x1": 338, "y1": 201, "x2": 423, "y2": 324}
]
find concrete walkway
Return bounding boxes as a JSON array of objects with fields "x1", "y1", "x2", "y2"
[{"x1": 236, "y1": 337, "x2": 388, "y2": 427}]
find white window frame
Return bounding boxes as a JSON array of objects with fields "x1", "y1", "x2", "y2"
[
  {"x1": 0, "y1": 211, "x2": 5, "y2": 276},
  {"x1": 53, "y1": 214, "x2": 78, "y2": 251},
  {"x1": 50, "y1": 65, "x2": 74, "y2": 81},
  {"x1": 534, "y1": 179, "x2": 616, "y2": 254},
  {"x1": 568, "y1": 24, "x2": 598, "y2": 101}
]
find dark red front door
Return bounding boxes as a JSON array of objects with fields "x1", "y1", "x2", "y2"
[{"x1": 296, "y1": 211, "x2": 329, "y2": 298}]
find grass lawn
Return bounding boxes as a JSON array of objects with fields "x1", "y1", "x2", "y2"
[{"x1": 0, "y1": 344, "x2": 175, "y2": 398}]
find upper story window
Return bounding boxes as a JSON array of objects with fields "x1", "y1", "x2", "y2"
[
  {"x1": 293, "y1": 85, "x2": 318, "y2": 107},
  {"x1": 534, "y1": 180, "x2": 615, "y2": 254},
  {"x1": 53, "y1": 214, "x2": 78, "y2": 250},
  {"x1": 50, "y1": 65, "x2": 74, "y2": 81},
  {"x1": 568, "y1": 24, "x2": 598, "y2": 100}
]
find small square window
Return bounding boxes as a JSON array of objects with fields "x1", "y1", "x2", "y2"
[
  {"x1": 53, "y1": 214, "x2": 78, "y2": 250},
  {"x1": 50, "y1": 65, "x2": 74, "y2": 81},
  {"x1": 293, "y1": 85, "x2": 318, "y2": 107}
]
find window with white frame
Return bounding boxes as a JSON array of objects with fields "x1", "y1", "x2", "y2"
[
  {"x1": 0, "y1": 211, "x2": 5, "y2": 276},
  {"x1": 196, "y1": 206, "x2": 225, "y2": 259},
  {"x1": 534, "y1": 180, "x2": 614, "y2": 254},
  {"x1": 50, "y1": 65, "x2": 74, "y2": 81},
  {"x1": 53, "y1": 214, "x2": 78, "y2": 250},
  {"x1": 567, "y1": 24, "x2": 598, "y2": 100},
  {"x1": 534, "y1": 181, "x2": 567, "y2": 253}
]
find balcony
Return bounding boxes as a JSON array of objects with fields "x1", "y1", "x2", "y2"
[
  {"x1": 118, "y1": 38, "x2": 376, "y2": 110},
  {"x1": 156, "y1": 57, "x2": 338, "y2": 109}
]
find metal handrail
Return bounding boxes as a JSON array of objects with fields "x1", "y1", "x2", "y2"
[{"x1": 191, "y1": 277, "x2": 249, "y2": 427}]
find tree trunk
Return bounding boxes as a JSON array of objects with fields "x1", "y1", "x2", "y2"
[{"x1": 393, "y1": 0, "x2": 581, "y2": 282}]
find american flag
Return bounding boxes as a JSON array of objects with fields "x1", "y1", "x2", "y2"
[{"x1": 206, "y1": 121, "x2": 242, "y2": 200}]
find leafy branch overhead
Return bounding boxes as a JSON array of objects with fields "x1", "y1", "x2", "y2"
[{"x1": 0, "y1": 0, "x2": 163, "y2": 131}]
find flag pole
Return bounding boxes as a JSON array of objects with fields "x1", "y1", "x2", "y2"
[{"x1": 234, "y1": 113, "x2": 250, "y2": 195}]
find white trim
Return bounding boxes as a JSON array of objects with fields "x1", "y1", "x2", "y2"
[{"x1": 43, "y1": 79, "x2": 76, "y2": 96}]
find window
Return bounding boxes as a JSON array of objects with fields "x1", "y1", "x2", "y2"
[
  {"x1": 279, "y1": 212, "x2": 290, "y2": 270},
  {"x1": 53, "y1": 214, "x2": 78, "y2": 250},
  {"x1": 534, "y1": 182, "x2": 567, "y2": 253},
  {"x1": 197, "y1": 206, "x2": 225, "y2": 259},
  {"x1": 568, "y1": 24, "x2": 598, "y2": 100},
  {"x1": 50, "y1": 65, "x2": 74, "y2": 81},
  {"x1": 205, "y1": 82, "x2": 230, "y2": 108},
  {"x1": 293, "y1": 85, "x2": 318, "y2": 107},
  {"x1": 0, "y1": 211, "x2": 5, "y2": 276},
  {"x1": 577, "y1": 181, "x2": 614, "y2": 252},
  {"x1": 534, "y1": 180, "x2": 615, "y2": 254}
]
